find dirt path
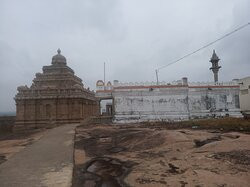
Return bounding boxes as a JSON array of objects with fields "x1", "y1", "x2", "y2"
[{"x1": 0, "y1": 124, "x2": 78, "y2": 187}]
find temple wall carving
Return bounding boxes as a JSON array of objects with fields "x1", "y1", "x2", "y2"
[{"x1": 14, "y1": 49, "x2": 99, "y2": 131}]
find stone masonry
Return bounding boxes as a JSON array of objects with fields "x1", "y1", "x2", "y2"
[{"x1": 14, "y1": 49, "x2": 99, "y2": 131}]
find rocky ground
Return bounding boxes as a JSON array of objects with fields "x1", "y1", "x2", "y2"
[
  {"x1": 0, "y1": 119, "x2": 249, "y2": 187},
  {"x1": 0, "y1": 130, "x2": 45, "y2": 165},
  {"x1": 73, "y1": 122, "x2": 250, "y2": 187}
]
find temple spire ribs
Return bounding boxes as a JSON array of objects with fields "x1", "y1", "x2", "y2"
[
  {"x1": 14, "y1": 49, "x2": 99, "y2": 131},
  {"x1": 209, "y1": 50, "x2": 221, "y2": 83}
]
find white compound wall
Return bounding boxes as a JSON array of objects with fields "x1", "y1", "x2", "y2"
[{"x1": 113, "y1": 86, "x2": 242, "y2": 123}]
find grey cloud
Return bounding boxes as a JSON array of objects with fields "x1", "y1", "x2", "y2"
[{"x1": 0, "y1": 0, "x2": 249, "y2": 112}]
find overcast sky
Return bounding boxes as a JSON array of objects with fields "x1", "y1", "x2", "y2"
[{"x1": 0, "y1": 0, "x2": 249, "y2": 112}]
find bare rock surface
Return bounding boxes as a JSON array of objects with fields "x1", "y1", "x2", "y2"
[{"x1": 73, "y1": 123, "x2": 250, "y2": 187}]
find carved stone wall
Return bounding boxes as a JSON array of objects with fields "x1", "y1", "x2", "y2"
[{"x1": 14, "y1": 50, "x2": 99, "y2": 131}]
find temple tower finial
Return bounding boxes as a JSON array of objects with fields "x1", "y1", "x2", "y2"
[{"x1": 52, "y1": 49, "x2": 66, "y2": 65}]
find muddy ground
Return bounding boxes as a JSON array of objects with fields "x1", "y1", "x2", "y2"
[{"x1": 73, "y1": 123, "x2": 250, "y2": 187}]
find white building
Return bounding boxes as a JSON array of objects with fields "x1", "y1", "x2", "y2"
[
  {"x1": 239, "y1": 76, "x2": 250, "y2": 118},
  {"x1": 96, "y1": 78, "x2": 242, "y2": 123}
]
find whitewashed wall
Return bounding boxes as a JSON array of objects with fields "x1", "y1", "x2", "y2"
[
  {"x1": 113, "y1": 87, "x2": 242, "y2": 123},
  {"x1": 239, "y1": 77, "x2": 250, "y2": 114},
  {"x1": 188, "y1": 87, "x2": 241, "y2": 119}
]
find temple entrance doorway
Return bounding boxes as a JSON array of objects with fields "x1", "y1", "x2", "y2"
[{"x1": 100, "y1": 98, "x2": 113, "y2": 116}]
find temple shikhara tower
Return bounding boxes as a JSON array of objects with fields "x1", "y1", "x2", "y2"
[{"x1": 15, "y1": 49, "x2": 99, "y2": 130}]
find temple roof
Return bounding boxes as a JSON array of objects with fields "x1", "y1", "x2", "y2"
[
  {"x1": 52, "y1": 49, "x2": 67, "y2": 65},
  {"x1": 15, "y1": 49, "x2": 97, "y2": 101}
]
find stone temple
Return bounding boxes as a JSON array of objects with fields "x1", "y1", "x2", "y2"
[{"x1": 15, "y1": 49, "x2": 99, "y2": 131}]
